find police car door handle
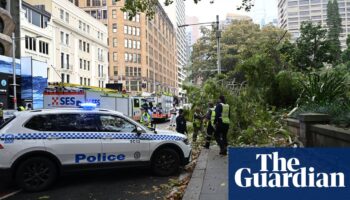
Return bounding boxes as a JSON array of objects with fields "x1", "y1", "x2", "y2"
[{"x1": 47, "y1": 136, "x2": 61, "y2": 140}]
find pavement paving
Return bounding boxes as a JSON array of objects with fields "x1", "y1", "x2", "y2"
[{"x1": 183, "y1": 146, "x2": 228, "y2": 200}]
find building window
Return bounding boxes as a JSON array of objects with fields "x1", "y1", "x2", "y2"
[
  {"x1": 65, "y1": 33, "x2": 69, "y2": 45},
  {"x1": 113, "y1": 38, "x2": 117, "y2": 47},
  {"x1": 132, "y1": 27, "x2": 136, "y2": 35},
  {"x1": 128, "y1": 26, "x2": 132, "y2": 34},
  {"x1": 136, "y1": 27, "x2": 140, "y2": 36},
  {"x1": 87, "y1": 0, "x2": 90, "y2": 6},
  {"x1": 112, "y1": 23, "x2": 117, "y2": 32},
  {"x1": 88, "y1": 79, "x2": 90, "y2": 86},
  {"x1": 25, "y1": 36, "x2": 36, "y2": 51},
  {"x1": 87, "y1": 25, "x2": 90, "y2": 33},
  {"x1": 65, "y1": 12, "x2": 69, "y2": 23},
  {"x1": 124, "y1": 25, "x2": 128, "y2": 34},
  {"x1": 133, "y1": 41, "x2": 136, "y2": 49},
  {"x1": 124, "y1": 39, "x2": 128, "y2": 48},
  {"x1": 61, "y1": 73, "x2": 65, "y2": 83},
  {"x1": 113, "y1": 52, "x2": 118, "y2": 61},
  {"x1": 124, "y1": 12, "x2": 128, "y2": 20},
  {"x1": 79, "y1": 40, "x2": 82, "y2": 50},
  {"x1": 92, "y1": 0, "x2": 100, "y2": 6},
  {"x1": 66, "y1": 74, "x2": 70, "y2": 83},
  {"x1": 124, "y1": 53, "x2": 128, "y2": 61},
  {"x1": 136, "y1": 14, "x2": 140, "y2": 22},
  {"x1": 66, "y1": 54, "x2": 70, "y2": 69},
  {"x1": 80, "y1": 77, "x2": 83, "y2": 85},
  {"x1": 39, "y1": 41, "x2": 49, "y2": 55},
  {"x1": 80, "y1": 59, "x2": 82, "y2": 69},
  {"x1": 128, "y1": 39, "x2": 132, "y2": 48},
  {"x1": 61, "y1": 53, "x2": 64, "y2": 68},
  {"x1": 60, "y1": 31, "x2": 64, "y2": 43},
  {"x1": 60, "y1": 9, "x2": 64, "y2": 20},
  {"x1": 84, "y1": 78, "x2": 87, "y2": 85},
  {"x1": 84, "y1": 60, "x2": 86, "y2": 70},
  {"x1": 83, "y1": 41, "x2": 86, "y2": 51},
  {"x1": 87, "y1": 61, "x2": 90, "y2": 71},
  {"x1": 137, "y1": 41, "x2": 140, "y2": 49},
  {"x1": 87, "y1": 43, "x2": 90, "y2": 53},
  {"x1": 112, "y1": 9, "x2": 117, "y2": 18}
]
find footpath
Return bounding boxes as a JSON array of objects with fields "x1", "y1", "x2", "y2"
[{"x1": 183, "y1": 146, "x2": 228, "y2": 200}]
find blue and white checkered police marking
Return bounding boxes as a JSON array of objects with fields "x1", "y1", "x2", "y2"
[{"x1": 0, "y1": 133, "x2": 183, "y2": 141}]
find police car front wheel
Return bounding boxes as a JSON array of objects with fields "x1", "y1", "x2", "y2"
[
  {"x1": 15, "y1": 157, "x2": 58, "y2": 192},
  {"x1": 152, "y1": 148, "x2": 180, "y2": 176}
]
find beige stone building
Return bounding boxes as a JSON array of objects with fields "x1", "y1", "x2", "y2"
[
  {"x1": 78, "y1": 0, "x2": 177, "y2": 94},
  {"x1": 24, "y1": 0, "x2": 109, "y2": 87}
]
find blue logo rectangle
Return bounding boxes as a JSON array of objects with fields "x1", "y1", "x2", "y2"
[{"x1": 229, "y1": 148, "x2": 350, "y2": 200}]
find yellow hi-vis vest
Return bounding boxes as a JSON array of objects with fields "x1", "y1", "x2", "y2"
[
  {"x1": 221, "y1": 103, "x2": 230, "y2": 124},
  {"x1": 140, "y1": 113, "x2": 151, "y2": 128},
  {"x1": 210, "y1": 108, "x2": 216, "y2": 125},
  {"x1": 0, "y1": 108, "x2": 3, "y2": 118}
]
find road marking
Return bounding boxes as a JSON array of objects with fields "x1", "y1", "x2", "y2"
[{"x1": 0, "y1": 190, "x2": 21, "y2": 200}]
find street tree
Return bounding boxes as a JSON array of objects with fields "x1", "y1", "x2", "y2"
[
  {"x1": 293, "y1": 22, "x2": 331, "y2": 70},
  {"x1": 118, "y1": 0, "x2": 254, "y2": 18},
  {"x1": 327, "y1": 0, "x2": 342, "y2": 65}
]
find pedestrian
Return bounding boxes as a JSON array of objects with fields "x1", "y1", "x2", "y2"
[
  {"x1": 176, "y1": 109, "x2": 187, "y2": 134},
  {"x1": 203, "y1": 102, "x2": 216, "y2": 149},
  {"x1": 0, "y1": 102, "x2": 4, "y2": 124},
  {"x1": 140, "y1": 107, "x2": 152, "y2": 128},
  {"x1": 27, "y1": 103, "x2": 33, "y2": 110},
  {"x1": 192, "y1": 108, "x2": 202, "y2": 142},
  {"x1": 17, "y1": 103, "x2": 26, "y2": 111},
  {"x1": 214, "y1": 95, "x2": 230, "y2": 155},
  {"x1": 169, "y1": 105, "x2": 177, "y2": 127}
]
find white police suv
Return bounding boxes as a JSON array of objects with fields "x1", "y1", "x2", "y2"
[{"x1": 0, "y1": 105, "x2": 191, "y2": 192}]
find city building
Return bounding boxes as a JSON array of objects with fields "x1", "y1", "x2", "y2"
[
  {"x1": 162, "y1": 0, "x2": 187, "y2": 97},
  {"x1": 278, "y1": 0, "x2": 350, "y2": 49},
  {"x1": 225, "y1": 13, "x2": 252, "y2": 23},
  {"x1": 20, "y1": 1, "x2": 53, "y2": 69},
  {"x1": 185, "y1": 16, "x2": 200, "y2": 46},
  {"x1": 0, "y1": 0, "x2": 20, "y2": 57},
  {"x1": 23, "y1": 0, "x2": 109, "y2": 87},
  {"x1": 78, "y1": 0, "x2": 177, "y2": 94}
]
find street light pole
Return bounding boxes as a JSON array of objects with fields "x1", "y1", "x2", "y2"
[
  {"x1": 216, "y1": 15, "x2": 221, "y2": 74},
  {"x1": 12, "y1": 32, "x2": 17, "y2": 110}
]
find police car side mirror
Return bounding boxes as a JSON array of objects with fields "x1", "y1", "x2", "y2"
[{"x1": 136, "y1": 126, "x2": 143, "y2": 136}]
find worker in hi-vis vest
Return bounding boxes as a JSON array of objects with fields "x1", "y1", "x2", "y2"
[
  {"x1": 203, "y1": 102, "x2": 216, "y2": 149},
  {"x1": 140, "y1": 107, "x2": 152, "y2": 128},
  {"x1": 214, "y1": 95, "x2": 230, "y2": 156}
]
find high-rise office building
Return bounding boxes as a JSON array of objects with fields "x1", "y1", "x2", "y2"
[
  {"x1": 162, "y1": 0, "x2": 187, "y2": 96},
  {"x1": 278, "y1": 0, "x2": 350, "y2": 49},
  {"x1": 78, "y1": 0, "x2": 177, "y2": 94}
]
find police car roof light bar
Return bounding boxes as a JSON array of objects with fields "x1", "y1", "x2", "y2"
[{"x1": 80, "y1": 103, "x2": 97, "y2": 110}]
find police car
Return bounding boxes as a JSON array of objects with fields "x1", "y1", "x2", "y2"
[{"x1": 0, "y1": 104, "x2": 191, "y2": 192}]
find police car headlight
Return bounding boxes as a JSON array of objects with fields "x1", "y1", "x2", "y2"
[{"x1": 182, "y1": 138, "x2": 189, "y2": 145}]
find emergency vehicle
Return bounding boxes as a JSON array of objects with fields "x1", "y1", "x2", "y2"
[{"x1": 0, "y1": 104, "x2": 191, "y2": 192}]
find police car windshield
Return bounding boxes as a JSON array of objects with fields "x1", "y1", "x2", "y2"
[{"x1": 0, "y1": 116, "x2": 16, "y2": 130}]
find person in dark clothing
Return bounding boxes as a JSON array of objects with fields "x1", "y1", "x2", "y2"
[
  {"x1": 203, "y1": 102, "x2": 215, "y2": 149},
  {"x1": 176, "y1": 109, "x2": 187, "y2": 134},
  {"x1": 214, "y1": 95, "x2": 230, "y2": 155}
]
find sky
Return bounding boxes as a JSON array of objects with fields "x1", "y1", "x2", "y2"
[{"x1": 185, "y1": 0, "x2": 278, "y2": 25}]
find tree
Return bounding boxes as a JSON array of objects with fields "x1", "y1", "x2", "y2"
[
  {"x1": 118, "y1": 0, "x2": 254, "y2": 18},
  {"x1": 292, "y1": 22, "x2": 331, "y2": 70},
  {"x1": 327, "y1": 0, "x2": 342, "y2": 65},
  {"x1": 342, "y1": 35, "x2": 350, "y2": 69}
]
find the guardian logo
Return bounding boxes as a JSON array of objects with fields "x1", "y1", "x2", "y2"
[{"x1": 234, "y1": 152, "x2": 345, "y2": 188}]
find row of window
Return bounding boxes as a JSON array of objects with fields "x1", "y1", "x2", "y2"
[
  {"x1": 25, "y1": 36, "x2": 49, "y2": 55},
  {"x1": 97, "y1": 48, "x2": 104, "y2": 61},
  {"x1": 124, "y1": 53, "x2": 141, "y2": 63},
  {"x1": 80, "y1": 77, "x2": 91, "y2": 86},
  {"x1": 61, "y1": 53, "x2": 70, "y2": 69},
  {"x1": 59, "y1": 9, "x2": 69, "y2": 23},
  {"x1": 125, "y1": 67, "x2": 141, "y2": 77},
  {"x1": 86, "y1": 9, "x2": 108, "y2": 20},
  {"x1": 24, "y1": 6, "x2": 49, "y2": 28},
  {"x1": 79, "y1": 59, "x2": 90, "y2": 71},
  {"x1": 79, "y1": 20, "x2": 90, "y2": 34},
  {"x1": 123, "y1": 12, "x2": 140, "y2": 22},
  {"x1": 124, "y1": 25, "x2": 141, "y2": 36},
  {"x1": 98, "y1": 81, "x2": 105, "y2": 88},
  {"x1": 79, "y1": 40, "x2": 90, "y2": 53},
  {"x1": 25, "y1": 114, "x2": 135, "y2": 133},
  {"x1": 98, "y1": 64, "x2": 104, "y2": 77},
  {"x1": 124, "y1": 39, "x2": 141, "y2": 49},
  {"x1": 60, "y1": 31, "x2": 69, "y2": 46},
  {"x1": 87, "y1": 0, "x2": 107, "y2": 7},
  {"x1": 61, "y1": 73, "x2": 70, "y2": 84}
]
